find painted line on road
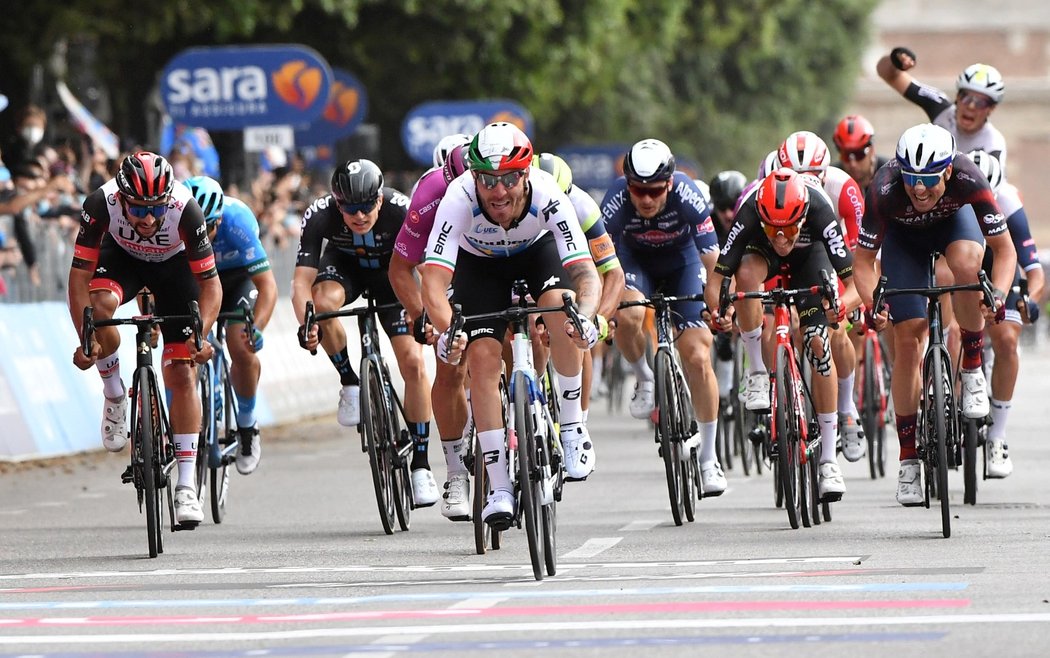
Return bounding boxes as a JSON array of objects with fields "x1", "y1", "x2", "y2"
[
  {"x1": 0, "y1": 599, "x2": 970, "y2": 628},
  {"x1": 2, "y1": 613, "x2": 1049, "y2": 645},
  {"x1": 618, "y1": 520, "x2": 661, "y2": 531},
  {"x1": 561, "y1": 538, "x2": 622, "y2": 559},
  {"x1": 0, "y1": 582, "x2": 969, "y2": 610},
  {"x1": 0, "y1": 509, "x2": 27, "y2": 516},
  {"x1": 0, "y1": 556, "x2": 867, "y2": 582}
]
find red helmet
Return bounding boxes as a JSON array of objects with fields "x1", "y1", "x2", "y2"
[
  {"x1": 777, "y1": 131, "x2": 830, "y2": 175},
  {"x1": 116, "y1": 152, "x2": 174, "y2": 203},
  {"x1": 833, "y1": 115, "x2": 875, "y2": 152},
  {"x1": 756, "y1": 168, "x2": 810, "y2": 227}
]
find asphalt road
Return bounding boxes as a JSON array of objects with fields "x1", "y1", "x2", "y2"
[{"x1": 1, "y1": 335, "x2": 1049, "y2": 657}]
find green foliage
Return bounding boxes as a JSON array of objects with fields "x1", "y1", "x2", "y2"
[{"x1": 0, "y1": 0, "x2": 877, "y2": 175}]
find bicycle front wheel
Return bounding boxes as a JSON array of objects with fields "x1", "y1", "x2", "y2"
[
  {"x1": 135, "y1": 369, "x2": 161, "y2": 558},
  {"x1": 774, "y1": 346, "x2": 802, "y2": 530},
  {"x1": 654, "y1": 350, "x2": 684, "y2": 526},
  {"x1": 361, "y1": 359, "x2": 396, "y2": 535},
  {"x1": 514, "y1": 372, "x2": 544, "y2": 581},
  {"x1": 194, "y1": 364, "x2": 211, "y2": 510},
  {"x1": 211, "y1": 364, "x2": 234, "y2": 524},
  {"x1": 927, "y1": 348, "x2": 952, "y2": 538},
  {"x1": 962, "y1": 414, "x2": 979, "y2": 506}
]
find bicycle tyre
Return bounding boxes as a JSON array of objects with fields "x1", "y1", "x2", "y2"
[
  {"x1": 540, "y1": 422, "x2": 558, "y2": 577},
  {"x1": 361, "y1": 359, "x2": 396, "y2": 535},
  {"x1": 387, "y1": 379, "x2": 412, "y2": 533},
  {"x1": 194, "y1": 364, "x2": 211, "y2": 510},
  {"x1": 514, "y1": 372, "x2": 544, "y2": 581},
  {"x1": 861, "y1": 336, "x2": 879, "y2": 480},
  {"x1": 774, "y1": 346, "x2": 802, "y2": 530},
  {"x1": 716, "y1": 400, "x2": 733, "y2": 472},
  {"x1": 929, "y1": 349, "x2": 952, "y2": 538},
  {"x1": 654, "y1": 350, "x2": 684, "y2": 526},
  {"x1": 136, "y1": 369, "x2": 161, "y2": 558},
  {"x1": 471, "y1": 434, "x2": 490, "y2": 554},
  {"x1": 962, "y1": 417, "x2": 979, "y2": 506},
  {"x1": 211, "y1": 363, "x2": 233, "y2": 524},
  {"x1": 809, "y1": 452, "x2": 822, "y2": 526}
]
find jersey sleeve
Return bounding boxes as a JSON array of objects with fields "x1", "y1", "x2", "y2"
[
  {"x1": 599, "y1": 183, "x2": 629, "y2": 246},
  {"x1": 71, "y1": 190, "x2": 111, "y2": 271},
  {"x1": 811, "y1": 195, "x2": 854, "y2": 279},
  {"x1": 1006, "y1": 207, "x2": 1040, "y2": 271},
  {"x1": 952, "y1": 157, "x2": 1008, "y2": 238},
  {"x1": 714, "y1": 203, "x2": 760, "y2": 276},
  {"x1": 179, "y1": 200, "x2": 217, "y2": 279},
  {"x1": 903, "y1": 81, "x2": 953, "y2": 122},
  {"x1": 678, "y1": 177, "x2": 719, "y2": 255},
  {"x1": 423, "y1": 184, "x2": 469, "y2": 273},
  {"x1": 571, "y1": 186, "x2": 620, "y2": 274},
  {"x1": 836, "y1": 176, "x2": 864, "y2": 250},
  {"x1": 227, "y1": 199, "x2": 271, "y2": 273},
  {"x1": 858, "y1": 167, "x2": 893, "y2": 251},
  {"x1": 544, "y1": 190, "x2": 591, "y2": 268},
  {"x1": 295, "y1": 197, "x2": 330, "y2": 269}
]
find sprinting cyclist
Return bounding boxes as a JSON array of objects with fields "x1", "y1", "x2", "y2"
[
  {"x1": 706, "y1": 168, "x2": 860, "y2": 502},
  {"x1": 600, "y1": 138, "x2": 728, "y2": 496},
  {"x1": 854, "y1": 124, "x2": 1016, "y2": 506},
  {"x1": 833, "y1": 115, "x2": 889, "y2": 192},
  {"x1": 292, "y1": 159, "x2": 438, "y2": 507},
  {"x1": 185, "y1": 176, "x2": 277, "y2": 475},
  {"x1": 707, "y1": 170, "x2": 748, "y2": 402},
  {"x1": 421, "y1": 122, "x2": 601, "y2": 528},
  {"x1": 69, "y1": 152, "x2": 221, "y2": 525}
]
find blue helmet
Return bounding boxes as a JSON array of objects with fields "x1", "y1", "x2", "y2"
[{"x1": 185, "y1": 175, "x2": 225, "y2": 227}]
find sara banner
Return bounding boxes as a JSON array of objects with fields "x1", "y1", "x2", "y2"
[
  {"x1": 161, "y1": 45, "x2": 333, "y2": 130},
  {"x1": 401, "y1": 100, "x2": 533, "y2": 167},
  {"x1": 555, "y1": 144, "x2": 631, "y2": 191},
  {"x1": 55, "y1": 81, "x2": 121, "y2": 159},
  {"x1": 295, "y1": 67, "x2": 369, "y2": 147}
]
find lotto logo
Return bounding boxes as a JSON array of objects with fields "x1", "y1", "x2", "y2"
[
  {"x1": 322, "y1": 82, "x2": 360, "y2": 126},
  {"x1": 272, "y1": 61, "x2": 325, "y2": 110}
]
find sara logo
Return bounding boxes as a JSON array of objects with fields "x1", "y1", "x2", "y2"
[
  {"x1": 322, "y1": 82, "x2": 360, "y2": 125},
  {"x1": 162, "y1": 45, "x2": 333, "y2": 130},
  {"x1": 401, "y1": 100, "x2": 534, "y2": 167}
]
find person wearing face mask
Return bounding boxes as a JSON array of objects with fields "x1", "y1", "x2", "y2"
[{"x1": 3, "y1": 105, "x2": 48, "y2": 169}]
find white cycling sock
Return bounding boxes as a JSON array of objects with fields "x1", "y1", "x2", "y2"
[
  {"x1": 740, "y1": 327, "x2": 766, "y2": 374},
  {"x1": 630, "y1": 355, "x2": 654, "y2": 383},
  {"x1": 715, "y1": 357, "x2": 734, "y2": 398},
  {"x1": 461, "y1": 387, "x2": 473, "y2": 440},
  {"x1": 442, "y1": 437, "x2": 469, "y2": 477},
  {"x1": 989, "y1": 398, "x2": 1011, "y2": 441},
  {"x1": 817, "y1": 412, "x2": 838, "y2": 464},
  {"x1": 97, "y1": 351, "x2": 124, "y2": 399},
  {"x1": 478, "y1": 429, "x2": 511, "y2": 492},
  {"x1": 556, "y1": 370, "x2": 583, "y2": 426},
  {"x1": 838, "y1": 372, "x2": 859, "y2": 417},
  {"x1": 173, "y1": 433, "x2": 198, "y2": 490},
  {"x1": 699, "y1": 419, "x2": 718, "y2": 465},
  {"x1": 581, "y1": 409, "x2": 589, "y2": 423}
]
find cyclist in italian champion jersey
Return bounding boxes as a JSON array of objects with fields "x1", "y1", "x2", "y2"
[
  {"x1": 421, "y1": 122, "x2": 602, "y2": 528},
  {"x1": 707, "y1": 168, "x2": 860, "y2": 501},
  {"x1": 292, "y1": 159, "x2": 438, "y2": 507},
  {"x1": 389, "y1": 144, "x2": 478, "y2": 520},
  {"x1": 601, "y1": 138, "x2": 728, "y2": 495},
  {"x1": 833, "y1": 115, "x2": 890, "y2": 192},
  {"x1": 186, "y1": 176, "x2": 277, "y2": 475},
  {"x1": 854, "y1": 124, "x2": 1016, "y2": 506},
  {"x1": 777, "y1": 130, "x2": 866, "y2": 462},
  {"x1": 69, "y1": 152, "x2": 221, "y2": 526},
  {"x1": 959, "y1": 150, "x2": 1043, "y2": 478},
  {"x1": 877, "y1": 47, "x2": 1008, "y2": 176}
]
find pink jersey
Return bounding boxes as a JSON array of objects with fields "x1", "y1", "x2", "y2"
[{"x1": 394, "y1": 168, "x2": 458, "y2": 264}]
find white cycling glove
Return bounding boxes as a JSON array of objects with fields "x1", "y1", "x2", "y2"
[
  {"x1": 569, "y1": 315, "x2": 599, "y2": 349},
  {"x1": 437, "y1": 329, "x2": 464, "y2": 365}
]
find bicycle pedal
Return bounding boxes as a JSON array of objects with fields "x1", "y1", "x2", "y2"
[
  {"x1": 120, "y1": 466, "x2": 135, "y2": 485},
  {"x1": 447, "y1": 514, "x2": 471, "y2": 522},
  {"x1": 564, "y1": 475, "x2": 588, "y2": 483},
  {"x1": 820, "y1": 492, "x2": 843, "y2": 504},
  {"x1": 173, "y1": 521, "x2": 199, "y2": 531},
  {"x1": 700, "y1": 489, "x2": 724, "y2": 499},
  {"x1": 485, "y1": 514, "x2": 514, "y2": 532}
]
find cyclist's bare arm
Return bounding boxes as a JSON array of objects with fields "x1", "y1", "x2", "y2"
[
  {"x1": 421, "y1": 264, "x2": 454, "y2": 333},
  {"x1": 854, "y1": 248, "x2": 881, "y2": 307},
  {"x1": 566, "y1": 259, "x2": 601, "y2": 319},
  {"x1": 250, "y1": 268, "x2": 279, "y2": 332},
  {"x1": 986, "y1": 231, "x2": 1018, "y2": 300},
  {"x1": 596, "y1": 266, "x2": 625, "y2": 320},
  {"x1": 291, "y1": 265, "x2": 319, "y2": 326},
  {"x1": 389, "y1": 251, "x2": 425, "y2": 322},
  {"x1": 876, "y1": 47, "x2": 917, "y2": 95}
]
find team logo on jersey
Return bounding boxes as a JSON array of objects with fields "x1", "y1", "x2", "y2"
[{"x1": 822, "y1": 223, "x2": 847, "y2": 258}]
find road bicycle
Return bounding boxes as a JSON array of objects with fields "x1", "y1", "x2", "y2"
[
  {"x1": 718, "y1": 273, "x2": 840, "y2": 529},
  {"x1": 872, "y1": 252, "x2": 995, "y2": 538},
  {"x1": 195, "y1": 305, "x2": 256, "y2": 524},
  {"x1": 82, "y1": 293, "x2": 204, "y2": 558},
  {"x1": 616, "y1": 292, "x2": 708, "y2": 527},
  {"x1": 303, "y1": 296, "x2": 414, "y2": 535},
  {"x1": 449, "y1": 286, "x2": 577, "y2": 580}
]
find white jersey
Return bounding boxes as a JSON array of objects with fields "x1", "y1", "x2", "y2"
[
  {"x1": 424, "y1": 168, "x2": 591, "y2": 273},
  {"x1": 996, "y1": 181, "x2": 1023, "y2": 220},
  {"x1": 99, "y1": 178, "x2": 195, "y2": 262},
  {"x1": 933, "y1": 106, "x2": 1009, "y2": 178}
]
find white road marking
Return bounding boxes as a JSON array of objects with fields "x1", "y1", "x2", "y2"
[
  {"x1": 2, "y1": 613, "x2": 1049, "y2": 644},
  {"x1": 448, "y1": 598, "x2": 504, "y2": 609},
  {"x1": 618, "y1": 520, "x2": 661, "y2": 532},
  {"x1": 0, "y1": 510, "x2": 27, "y2": 516},
  {"x1": 562, "y1": 538, "x2": 623, "y2": 559},
  {"x1": 346, "y1": 633, "x2": 426, "y2": 658},
  {"x1": 33, "y1": 502, "x2": 67, "y2": 508}
]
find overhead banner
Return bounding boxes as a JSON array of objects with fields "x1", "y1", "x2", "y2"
[
  {"x1": 295, "y1": 67, "x2": 369, "y2": 147},
  {"x1": 401, "y1": 100, "x2": 533, "y2": 167},
  {"x1": 161, "y1": 45, "x2": 333, "y2": 130},
  {"x1": 556, "y1": 144, "x2": 631, "y2": 191}
]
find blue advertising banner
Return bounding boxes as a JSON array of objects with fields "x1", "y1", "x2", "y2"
[
  {"x1": 161, "y1": 45, "x2": 333, "y2": 130},
  {"x1": 556, "y1": 144, "x2": 631, "y2": 191},
  {"x1": 295, "y1": 67, "x2": 369, "y2": 147},
  {"x1": 401, "y1": 100, "x2": 533, "y2": 167}
]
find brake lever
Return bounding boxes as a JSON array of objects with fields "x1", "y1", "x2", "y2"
[
  {"x1": 189, "y1": 301, "x2": 203, "y2": 352},
  {"x1": 82, "y1": 307, "x2": 95, "y2": 358},
  {"x1": 303, "y1": 301, "x2": 317, "y2": 355}
]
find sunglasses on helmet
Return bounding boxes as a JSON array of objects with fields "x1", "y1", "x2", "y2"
[
  {"x1": 957, "y1": 90, "x2": 996, "y2": 110},
  {"x1": 901, "y1": 170, "x2": 945, "y2": 188},
  {"x1": 475, "y1": 170, "x2": 526, "y2": 190},
  {"x1": 628, "y1": 182, "x2": 669, "y2": 199},
  {"x1": 338, "y1": 198, "x2": 378, "y2": 215}
]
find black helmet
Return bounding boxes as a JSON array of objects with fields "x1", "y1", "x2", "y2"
[
  {"x1": 331, "y1": 158, "x2": 384, "y2": 205},
  {"x1": 623, "y1": 139, "x2": 675, "y2": 184},
  {"x1": 709, "y1": 170, "x2": 747, "y2": 212}
]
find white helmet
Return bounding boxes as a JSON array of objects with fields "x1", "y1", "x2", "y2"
[
  {"x1": 965, "y1": 149, "x2": 1003, "y2": 194},
  {"x1": 956, "y1": 63, "x2": 1005, "y2": 104},
  {"x1": 777, "y1": 131, "x2": 831, "y2": 177},
  {"x1": 895, "y1": 123, "x2": 956, "y2": 174},
  {"x1": 758, "y1": 149, "x2": 780, "y2": 179},
  {"x1": 432, "y1": 133, "x2": 472, "y2": 168}
]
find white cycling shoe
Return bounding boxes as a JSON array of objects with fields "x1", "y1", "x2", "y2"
[
  {"x1": 560, "y1": 424, "x2": 595, "y2": 480},
  {"x1": 743, "y1": 372, "x2": 771, "y2": 411},
  {"x1": 985, "y1": 438, "x2": 1013, "y2": 478},
  {"x1": 699, "y1": 460, "x2": 727, "y2": 497},
  {"x1": 174, "y1": 486, "x2": 204, "y2": 525},
  {"x1": 338, "y1": 385, "x2": 360, "y2": 427},
  {"x1": 101, "y1": 394, "x2": 129, "y2": 452},
  {"x1": 818, "y1": 461, "x2": 846, "y2": 502},
  {"x1": 960, "y1": 369, "x2": 990, "y2": 419},
  {"x1": 411, "y1": 468, "x2": 439, "y2": 507},
  {"x1": 482, "y1": 489, "x2": 515, "y2": 531},
  {"x1": 629, "y1": 381, "x2": 656, "y2": 419},
  {"x1": 441, "y1": 473, "x2": 471, "y2": 521},
  {"x1": 896, "y1": 459, "x2": 923, "y2": 507}
]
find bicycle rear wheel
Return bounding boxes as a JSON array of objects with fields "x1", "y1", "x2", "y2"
[
  {"x1": 654, "y1": 350, "x2": 684, "y2": 526},
  {"x1": 136, "y1": 369, "x2": 161, "y2": 558},
  {"x1": 361, "y1": 359, "x2": 396, "y2": 535},
  {"x1": 927, "y1": 349, "x2": 952, "y2": 538},
  {"x1": 774, "y1": 346, "x2": 802, "y2": 530},
  {"x1": 514, "y1": 372, "x2": 544, "y2": 581},
  {"x1": 861, "y1": 336, "x2": 879, "y2": 480}
]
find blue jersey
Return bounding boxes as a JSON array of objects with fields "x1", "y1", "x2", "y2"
[
  {"x1": 212, "y1": 197, "x2": 270, "y2": 275},
  {"x1": 600, "y1": 172, "x2": 718, "y2": 258}
]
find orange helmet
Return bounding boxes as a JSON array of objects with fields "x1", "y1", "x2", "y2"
[
  {"x1": 756, "y1": 168, "x2": 810, "y2": 227},
  {"x1": 833, "y1": 115, "x2": 875, "y2": 152}
]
